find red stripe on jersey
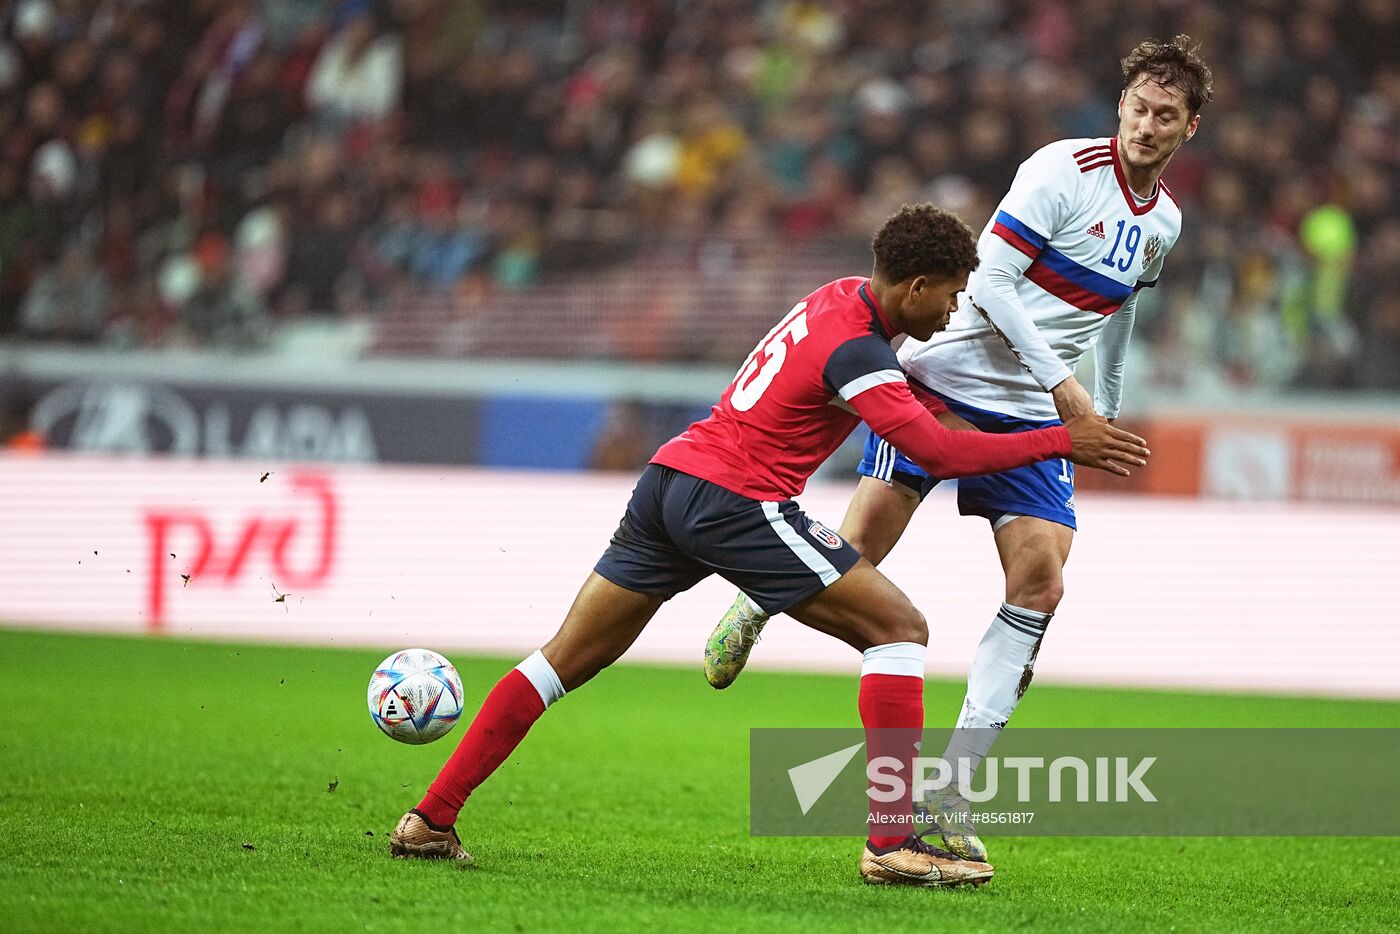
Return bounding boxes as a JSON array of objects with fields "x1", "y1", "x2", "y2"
[
  {"x1": 1073, "y1": 144, "x2": 1111, "y2": 159},
  {"x1": 992, "y1": 222, "x2": 1041, "y2": 259},
  {"x1": 1160, "y1": 179, "x2": 1179, "y2": 206},
  {"x1": 1078, "y1": 159, "x2": 1114, "y2": 173},
  {"x1": 1110, "y1": 138, "x2": 1160, "y2": 215},
  {"x1": 1024, "y1": 261, "x2": 1123, "y2": 315}
]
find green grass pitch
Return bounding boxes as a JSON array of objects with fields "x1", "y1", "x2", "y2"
[{"x1": 1, "y1": 628, "x2": 1396, "y2": 933}]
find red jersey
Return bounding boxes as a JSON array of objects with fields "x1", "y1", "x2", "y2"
[{"x1": 651, "y1": 277, "x2": 1072, "y2": 501}]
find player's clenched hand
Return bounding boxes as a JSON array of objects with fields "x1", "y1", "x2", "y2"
[{"x1": 1063, "y1": 415, "x2": 1150, "y2": 476}]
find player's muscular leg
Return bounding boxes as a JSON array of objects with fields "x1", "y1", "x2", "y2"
[
  {"x1": 838, "y1": 409, "x2": 969, "y2": 564},
  {"x1": 541, "y1": 573, "x2": 666, "y2": 691},
  {"x1": 785, "y1": 559, "x2": 928, "y2": 651},
  {"x1": 993, "y1": 517, "x2": 1074, "y2": 613},
  {"x1": 837, "y1": 477, "x2": 921, "y2": 565}
]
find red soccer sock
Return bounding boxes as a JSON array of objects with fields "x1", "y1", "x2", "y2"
[
  {"x1": 417, "y1": 668, "x2": 547, "y2": 828},
  {"x1": 860, "y1": 671, "x2": 925, "y2": 849}
]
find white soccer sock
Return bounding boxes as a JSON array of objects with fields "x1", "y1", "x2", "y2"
[
  {"x1": 860, "y1": 641, "x2": 927, "y2": 678},
  {"x1": 515, "y1": 650, "x2": 567, "y2": 708},
  {"x1": 942, "y1": 603, "x2": 1052, "y2": 788}
]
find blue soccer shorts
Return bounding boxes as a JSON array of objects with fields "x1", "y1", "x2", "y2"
[
  {"x1": 594, "y1": 464, "x2": 863, "y2": 615},
  {"x1": 856, "y1": 391, "x2": 1078, "y2": 530}
]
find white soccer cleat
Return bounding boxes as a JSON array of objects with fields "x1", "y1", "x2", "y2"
[
  {"x1": 703, "y1": 592, "x2": 771, "y2": 689},
  {"x1": 915, "y1": 788, "x2": 989, "y2": 862}
]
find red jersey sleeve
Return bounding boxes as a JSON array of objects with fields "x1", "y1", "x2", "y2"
[
  {"x1": 847, "y1": 382, "x2": 1072, "y2": 479},
  {"x1": 908, "y1": 380, "x2": 950, "y2": 418}
]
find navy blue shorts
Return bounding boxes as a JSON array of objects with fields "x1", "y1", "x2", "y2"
[
  {"x1": 594, "y1": 465, "x2": 862, "y2": 615},
  {"x1": 856, "y1": 391, "x2": 1078, "y2": 530}
]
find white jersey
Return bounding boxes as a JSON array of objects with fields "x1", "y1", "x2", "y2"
[{"x1": 901, "y1": 137, "x2": 1181, "y2": 420}]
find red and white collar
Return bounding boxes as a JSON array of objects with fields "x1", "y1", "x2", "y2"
[{"x1": 1110, "y1": 138, "x2": 1161, "y2": 216}]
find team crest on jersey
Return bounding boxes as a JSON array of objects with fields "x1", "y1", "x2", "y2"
[
  {"x1": 808, "y1": 520, "x2": 844, "y2": 550},
  {"x1": 1142, "y1": 234, "x2": 1162, "y2": 270}
]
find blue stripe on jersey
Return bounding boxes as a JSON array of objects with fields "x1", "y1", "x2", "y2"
[
  {"x1": 822, "y1": 334, "x2": 901, "y2": 397},
  {"x1": 1035, "y1": 245, "x2": 1135, "y2": 303},
  {"x1": 995, "y1": 211, "x2": 1049, "y2": 252}
]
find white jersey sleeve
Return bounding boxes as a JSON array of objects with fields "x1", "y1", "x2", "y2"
[
  {"x1": 1093, "y1": 292, "x2": 1137, "y2": 419},
  {"x1": 968, "y1": 238, "x2": 1075, "y2": 393},
  {"x1": 1093, "y1": 216, "x2": 1169, "y2": 417},
  {"x1": 964, "y1": 144, "x2": 1083, "y2": 392}
]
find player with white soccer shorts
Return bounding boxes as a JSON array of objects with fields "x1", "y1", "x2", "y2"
[{"x1": 704, "y1": 35, "x2": 1214, "y2": 863}]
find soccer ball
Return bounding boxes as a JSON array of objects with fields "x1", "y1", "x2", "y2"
[{"x1": 367, "y1": 648, "x2": 464, "y2": 745}]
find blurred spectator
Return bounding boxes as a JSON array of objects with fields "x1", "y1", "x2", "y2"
[
  {"x1": 1355, "y1": 221, "x2": 1400, "y2": 391},
  {"x1": 176, "y1": 232, "x2": 270, "y2": 349},
  {"x1": 0, "y1": 163, "x2": 39, "y2": 333},
  {"x1": 0, "y1": 0, "x2": 1391, "y2": 395},
  {"x1": 210, "y1": 49, "x2": 295, "y2": 185},
  {"x1": 305, "y1": 10, "x2": 402, "y2": 130},
  {"x1": 1291, "y1": 201, "x2": 1360, "y2": 387},
  {"x1": 282, "y1": 184, "x2": 357, "y2": 313},
  {"x1": 19, "y1": 242, "x2": 108, "y2": 341},
  {"x1": 406, "y1": 204, "x2": 485, "y2": 290},
  {"x1": 233, "y1": 199, "x2": 289, "y2": 299}
]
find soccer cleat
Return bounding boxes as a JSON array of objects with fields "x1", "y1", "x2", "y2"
[
  {"x1": 859, "y1": 835, "x2": 994, "y2": 888},
  {"x1": 703, "y1": 592, "x2": 771, "y2": 689},
  {"x1": 915, "y1": 788, "x2": 989, "y2": 862},
  {"x1": 389, "y1": 810, "x2": 475, "y2": 862}
]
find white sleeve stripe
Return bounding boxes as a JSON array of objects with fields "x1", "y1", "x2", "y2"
[
  {"x1": 761, "y1": 502, "x2": 841, "y2": 586},
  {"x1": 838, "y1": 368, "x2": 905, "y2": 400}
]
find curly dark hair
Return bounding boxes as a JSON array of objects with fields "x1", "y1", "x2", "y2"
[
  {"x1": 1121, "y1": 35, "x2": 1214, "y2": 115},
  {"x1": 871, "y1": 204, "x2": 979, "y2": 284}
]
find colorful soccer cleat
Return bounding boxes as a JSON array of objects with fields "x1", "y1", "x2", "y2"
[
  {"x1": 703, "y1": 592, "x2": 771, "y2": 689},
  {"x1": 389, "y1": 810, "x2": 475, "y2": 862},
  {"x1": 915, "y1": 788, "x2": 989, "y2": 862},
  {"x1": 859, "y1": 835, "x2": 994, "y2": 888}
]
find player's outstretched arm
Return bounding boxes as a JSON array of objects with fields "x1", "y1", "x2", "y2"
[
  {"x1": 1062, "y1": 415, "x2": 1150, "y2": 476},
  {"x1": 855, "y1": 379, "x2": 1149, "y2": 480},
  {"x1": 907, "y1": 361, "x2": 1149, "y2": 476},
  {"x1": 861, "y1": 384, "x2": 1070, "y2": 480}
]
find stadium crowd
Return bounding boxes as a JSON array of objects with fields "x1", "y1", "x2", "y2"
[{"x1": 0, "y1": 0, "x2": 1395, "y2": 391}]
